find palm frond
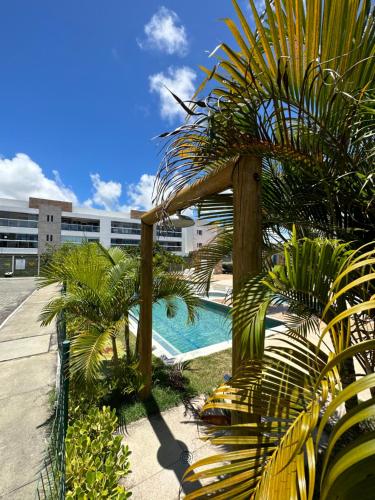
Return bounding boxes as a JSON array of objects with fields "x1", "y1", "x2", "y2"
[
  {"x1": 70, "y1": 327, "x2": 112, "y2": 384},
  {"x1": 153, "y1": 274, "x2": 200, "y2": 323},
  {"x1": 154, "y1": 0, "x2": 375, "y2": 246},
  {"x1": 191, "y1": 229, "x2": 233, "y2": 293},
  {"x1": 233, "y1": 233, "x2": 353, "y2": 357},
  {"x1": 184, "y1": 336, "x2": 375, "y2": 499},
  {"x1": 183, "y1": 238, "x2": 375, "y2": 498}
]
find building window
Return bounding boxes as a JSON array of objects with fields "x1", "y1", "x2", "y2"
[
  {"x1": 46, "y1": 235, "x2": 49, "y2": 242},
  {"x1": 110, "y1": 238, "x2": 140, "y2": 247},
  {"x1": 50, "y1": 234, "x2": 53, "y2": 242},
  {"x1": 197, "y1": 230, "x2": 202, "y2": 236},
  {"x1": 111, "y1": 221, "x2": 141, "y2": 235},
  {"x1": 0, "y1": 232, "x2": 38, "y2": 248},
  {"x1": 0, "y1": 212, "x2": 38, "y2": 228},
  {"x1": 47, "y1": 215, "x2": 50, "y2": 222},
  {"x1": 197, "y1": 243, "x2": 203, "y2": 248},
  {"x1": 61, "y1": 235, "x2": 100, "y2": 244},
  {"x1": 61, "y1": 217, "x2": 100, "y2": 232},
  {"x1": 158, "y1": 240, "x2": 182, "y2": 252},
  {"x1": 156, "y1": 226, "x2": 182, "y2": 238}
]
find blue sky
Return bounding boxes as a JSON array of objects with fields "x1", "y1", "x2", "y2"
[{"x1": 0, "y1": 1, "x2": 257, "y2": 211}]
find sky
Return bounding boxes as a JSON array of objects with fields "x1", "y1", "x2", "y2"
[{"x1": 0, "y1": 1, "x2": 259, "y2": 212}]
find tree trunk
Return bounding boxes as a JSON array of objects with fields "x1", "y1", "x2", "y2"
[
  {"x1": 135, "y1": 322, "x2": 140, "y2": 358},
  {"x1": 124, "y1": 312, "x2": 131, "y2": 361},
  {"x1": 232, "y1": 156, "x2": 262, "y2": 427},
  {"x1": 111, "y1": 336, "x2": 119, "y2": 366},
  {"x1": 138, "y1": 221, "x2": 154, "y2": 400}
]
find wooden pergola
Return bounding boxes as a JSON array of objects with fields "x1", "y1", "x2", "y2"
[{"x1": 138, "y1": 156, "x2": 262, "y2": 399}]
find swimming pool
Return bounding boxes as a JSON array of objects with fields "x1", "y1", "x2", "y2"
[{"x1": 131, "y1": 298, "x2": 283, "y2": 359}]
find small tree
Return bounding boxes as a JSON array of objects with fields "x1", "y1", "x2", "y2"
[{"x1": 38, "y1": 242, "x2": 198, "y2": 386}]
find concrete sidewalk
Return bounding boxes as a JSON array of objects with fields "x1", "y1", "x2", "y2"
[
  {"x1": 120, "y1": 399, "x2": 220, "y2": 499},
  {"x1": 0, "y1": 285, "x2": 59, "y2": 499}
]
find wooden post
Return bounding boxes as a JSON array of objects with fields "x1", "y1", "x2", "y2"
[
  {"x1": 232, "y1": 156, "x2": 262, "y2": 373},
  {"x1": 138, "y1": 221, "x2": 154, "y2": 400}
]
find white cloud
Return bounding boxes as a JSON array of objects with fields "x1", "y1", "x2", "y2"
[
  {"x1": 85, "y1": 173, "x2": 157, "y2": 213},
  {"x1": 121, "y1": 174, "x2": 156, "y2": 212},
  {"x1": 85, "y1": 173, "x2": 122, "y2": 211},
  {"x1": 139, "y1": 6, "x2": 188, "y2": 56},
  {"x1": 0, "y1": 153, "x2": 78, "y2": 203},
  {"x1": 0, "y1": 153, "x2": 183, "y2": 217},
  {"x1": 255, "y1": 0, "x2": 266, "y2": 12},
  {"x1": 122, "y1": 174, "x2": 194, "y2": 217},
  {"x1": 149, "y1": 66, "x2": 197, "y2": 122},
  {"x1": 243, "y1": 0, "x2": 266, "y2": 14},
  {"x1": 111, "y1": 47, "x2": 120, "y2": 61}
]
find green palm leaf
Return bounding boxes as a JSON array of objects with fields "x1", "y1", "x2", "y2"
[
  {"x1": 183, "y1": 242, "x2": 375, "y2": 498},
  {"x1": 154, "y1": 0, "x2": 375, "y2": 246}
]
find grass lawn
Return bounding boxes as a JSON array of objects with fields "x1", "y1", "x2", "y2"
[{"x1": 117, "y1": 348, "x2": 232, "y2": 424}]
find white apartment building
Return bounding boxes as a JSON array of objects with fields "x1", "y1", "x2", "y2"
[{"x1": 0, "y1": 197, "x2": 216, "y2": 276}]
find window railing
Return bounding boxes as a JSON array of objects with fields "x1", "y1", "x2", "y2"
[
  {"x1": 156, "y1": 228, "x2": 182, "y2": 238},
  {"x1": 157, "y1": 231, "x2": 182, "y2": 238},
  {"x1": 110, "y1": 239, "x2": 139, "y2": 246},
  {"x1": 162, "y1": 246, "x2": 182, "y2": 252},
  {"x1": 0, "y1": 218, "x2": 38, "y2": 228},
  {"x1": 0, "y1": 241, "x2": 38, "y2": 248},
  {"x1": 61, "y1": 236, "x2": 100, "y2": 244},
  {"x1": 61, "y1": 223, "x2": 100, "y2": 232},
  {"x1": 111, "y1": 227, "x2": 141, "y2": 235}
]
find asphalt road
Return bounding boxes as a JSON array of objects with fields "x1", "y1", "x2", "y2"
[{"x1": 0, "y1": 277, "x2": 37, "y2": 325}]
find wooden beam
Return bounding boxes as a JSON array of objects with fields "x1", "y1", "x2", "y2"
[
  {"x1": 138, "y1": 221, "x2": 154, "y2": 400},
  {"x1": 232, "y1": 156, "x2": 262, "y2": 373},
  {"x1": 142, "y1": 161, "x2": 236, "y2": 225}
]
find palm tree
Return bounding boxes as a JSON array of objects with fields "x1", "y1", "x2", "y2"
[
  {"x1": 153, "y1": 0, "x2": 374, "y2": 413},
  {"x1": 183, "y1": 243, "x2": 375, "y2": 498},
  {"x1": 39, "y1": 242, "x2": 198, "y2": 385},
  {"x1": 148, "y1": 0, "x2": 375, "y2": 495},
  {"x1": 154, "y1": 0, "x2": 374, "y2": 257}
]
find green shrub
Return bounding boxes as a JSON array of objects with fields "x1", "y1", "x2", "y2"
[
  {"x1": 106, "y1": 357, "x2": 144, "y2": 396},
  {"x1": 66, "y1": 406, "x2": 131, "y2": 499}
]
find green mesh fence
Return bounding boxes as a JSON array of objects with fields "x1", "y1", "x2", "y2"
[{"x1": 36, "y1": 312, "x2": 70, "y2": 499}]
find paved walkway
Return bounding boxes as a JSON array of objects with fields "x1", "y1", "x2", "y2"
[
  {"x1": 0, "y1": 277, "x2": 37, "y2": 325},
  {"x1": 120, "y1": 398, "x2": 220, "y2": 499},
  {"x1": 0, "y1": 284, "x2": 59, "y2": 499}
]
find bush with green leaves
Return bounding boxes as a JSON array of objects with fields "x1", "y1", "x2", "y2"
[{"x1": 66, "y1": 406, "x2": 131, "y2": 499}]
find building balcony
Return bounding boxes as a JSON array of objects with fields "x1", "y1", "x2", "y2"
[
  {"x1": 0, "y1": 241, "x2": 38, "y2": 249},
  {"x1": 0, "y1": 218, "x2": 38, "y2": 229},
  {"x1": 61, "y1": 223, "x2": 100, "y2": 232},
  {"x1": 61, "y1": 235, "x2": 100, "y2": 244},
  {"x1": 111, "y1": 227, "x2": 141, "y2": 235},
  {"x1": 110, "y1": 238, "x2": 140, "y2": 247}
]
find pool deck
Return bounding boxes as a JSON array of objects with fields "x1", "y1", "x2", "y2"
[{"x1": 120, "y1": 396, "x2": 220, "y2": 499}]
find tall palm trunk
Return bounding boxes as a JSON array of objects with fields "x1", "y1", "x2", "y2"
[
  {"x1": 124, "y1": 311, "x2": 131, "y2": 361},
  {"x1": 135, "y1": 322, "x2": 140, "y2": 358},
  {"x1": 111, "y1": 336, "x2": 119, "y2": 366}
]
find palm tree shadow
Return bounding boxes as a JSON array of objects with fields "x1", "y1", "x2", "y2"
[{"x1": 140, "y1": 394, "x2": 203, "y2": 497}]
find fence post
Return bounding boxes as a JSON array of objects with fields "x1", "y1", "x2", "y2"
[
  {"x1": 62, "y1": 339, "x2": 70, "y2": 437},
  {"x1": 61, "y1": 339, "x2": 70, "y2": 499},
  {"x1": 60, "y1": 311, "x2": 66, "y2": 344}
]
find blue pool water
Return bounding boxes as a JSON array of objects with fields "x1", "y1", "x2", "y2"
[{"x1": 133, "y1": 299, "x2": 282, "y2": 356}]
